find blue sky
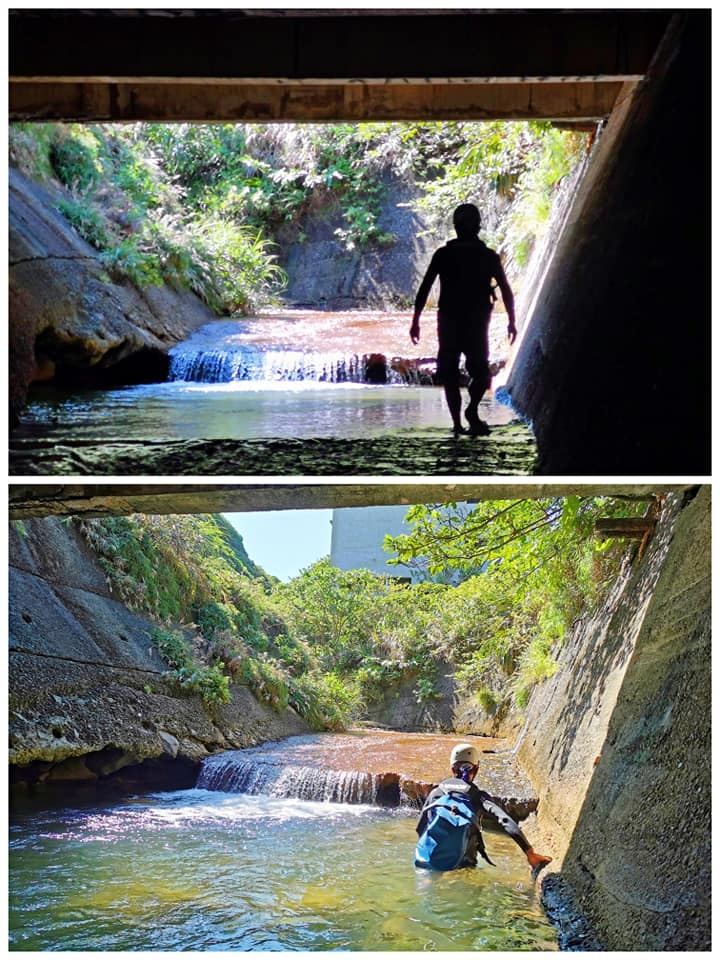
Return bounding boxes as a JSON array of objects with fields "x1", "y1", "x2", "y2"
[{"x1": 224, "y1": 510, "x2": 333, "y2": 581}]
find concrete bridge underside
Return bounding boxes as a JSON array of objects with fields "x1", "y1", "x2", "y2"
[
  {"x1": 9, "y1": 482, "x2": 689, "y2": 520},
  {"x1": 10, "y1": 10, "x2": 670, "y2": 123}
]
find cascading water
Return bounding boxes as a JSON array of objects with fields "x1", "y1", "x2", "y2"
[
  {"x1": 195, "y1": 731, "x2": 536, "y2": 815},
  {"x1": 168, "y1": 346, "x2": 407, "y2": 385},
  {"x1": 197, "y1": 752, "x2": 395, "y2": 805},
  {"x1": 166, "y1": 312, "x2": 442, "y2": 386},
  {"x1": 9, "y1": 730, "x2": 556, "y2": 951}
]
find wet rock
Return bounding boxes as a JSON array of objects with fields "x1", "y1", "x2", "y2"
[
  {"x1": 363, "y1": 352, "x2": 388, "y2": 384},
  {"x1": 374, "y1": 772, "x2": 401, "y2": 807},
  {"x1": 541, "y1": 873, "x2": 604, "y2": 951},
  {"x1": 399, "y1": 776, "x2": 429, "y2": 806}
]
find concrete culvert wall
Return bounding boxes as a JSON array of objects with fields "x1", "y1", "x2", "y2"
[
  {"x1": 514, "y1": 488, "x2": 710, "y2": 950},
  {"x1": 506, "y1": 13, "x2": 710, "y2": 475}
]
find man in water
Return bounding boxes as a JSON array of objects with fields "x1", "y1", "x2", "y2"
[
  {"x1": 411, "y1": 203, "x2": 517, "y2": 436},
  {"x1": 415, "y1": 742, "x2": 553, "y2": 878}
]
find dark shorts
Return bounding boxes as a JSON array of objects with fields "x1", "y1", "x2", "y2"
[{"x1": 436, "y1": 313, "x2": 491, "y2": 386}]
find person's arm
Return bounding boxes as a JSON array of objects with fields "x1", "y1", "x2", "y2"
[
  {"x1": 480, "y1": 794, "x2": 553, "y2": 878},
  {"x1": 493, "y1": 257, "x2": 517, "y2": 345},
  {"x1": 411, "y1": 253, "x2": 440, "y2": 344}
]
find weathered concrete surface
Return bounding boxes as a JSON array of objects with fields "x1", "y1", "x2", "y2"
[
  {"x1": 361, "y1": 663, "x2": 456, "y2": 733},
  {"x1": 12, "y1": 79, "x2": 628, "y2": 125},
  {"x1": 7, "y1": 481, "x2": 691, "y2": 521},
  {"x1": 9, "y1": 424, "x2": 538, "y2": 477},
  {"x1": 506, "y1": 13, "x2": 710, "y2": 475},
  {"x1": 9, "y1": 167, "x2": 216, "y2": 424},
  {"x1": 9, "y1": 518, "x2": 309, "y2": 789},
  {"x1": 510, "y1": 488, "x2": 710, "y2": 950}
]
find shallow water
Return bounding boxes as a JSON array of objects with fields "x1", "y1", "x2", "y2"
[
  {"x1": 13, "y1": 310, "x2": 517, "y2": 444},
  {"x1": 197, "y1": 730, "x2": 531, "y2": 796},
  {"x1": 9, "y1": 789, "x2": 556, "y2": 952},
  {"x1": 14, "y1": 381, "x2": 516, "y2": 443}
]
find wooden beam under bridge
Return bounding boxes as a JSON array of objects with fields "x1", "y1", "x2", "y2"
[
  {"x1": 9, "y1": 9, "x2": 670, "y2": 123},
  {"x1": 8, "y1": 483, "x2": 690, "y2": 521},
  {"x1": 9, "y1": 80, "x2": 625, "y2": 124}
]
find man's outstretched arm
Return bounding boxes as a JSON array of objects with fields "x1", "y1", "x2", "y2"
[
  {"x1": 411, "y1": 255, "x2": 440, "y2": 344},
  {"x1": 481, "y1": 795, "x2": 553, "y2": 879},
  {"x1": 494, "y1": 260, "x2": 517, "y2": 345}
]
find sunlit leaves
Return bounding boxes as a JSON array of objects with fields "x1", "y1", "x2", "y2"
[{"x1": 384, "y1": 496, "x2": 652, "y2": 708}]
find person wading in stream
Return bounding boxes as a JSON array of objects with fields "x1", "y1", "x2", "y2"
[
  {"x1": 410, "y1": 203, "x2": 517, "y2": 437},
  {"x1": 414, "y1": 743, "x2": 553, "y2": 879}
]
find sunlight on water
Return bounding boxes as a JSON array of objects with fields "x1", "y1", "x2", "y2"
[
  {"x1": 14, "y1": 310, "x2": 518, "y2": 444},
  {"x1": 16, "y1": 381, "x2": 516, "y2": 442},
  {"x1": 9, "y1": 789, "x2": 557, "y2": 952}
]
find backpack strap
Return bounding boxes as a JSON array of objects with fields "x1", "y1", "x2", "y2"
[{"x1": 422, "y1": 797, "x2": 479, "y2": 827}]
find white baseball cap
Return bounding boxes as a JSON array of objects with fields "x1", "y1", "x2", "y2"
[{"x1": 450, "y1": 743, "x2": 479, "y2": 766}]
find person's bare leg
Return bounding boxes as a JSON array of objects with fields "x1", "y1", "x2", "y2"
[
  {"x1": 444, "y1": 383, "x2": 467, "y2": 435},
  {"x1": 465, "y1": 373, "x2": 490, "y2": 435}
]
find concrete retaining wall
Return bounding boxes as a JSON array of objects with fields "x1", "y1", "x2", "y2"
[{"x1": 514, "y1": 488, "x2": 710, "y2": 949}]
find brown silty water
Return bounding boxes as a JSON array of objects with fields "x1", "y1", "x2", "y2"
[
  {"x1": 222, "y1": 308, "x2": 513, "y2": 374},
  {"x1": 198, "y1": 729, "x2": 537, "y2": 823}
]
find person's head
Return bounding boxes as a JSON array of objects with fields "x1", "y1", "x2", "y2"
[
  {"x1": 453, "y1": 203, "x2": 481, "y2": 239},
  {"x1": 450, "y1": 742, "x2": 479, "y2": 783}
]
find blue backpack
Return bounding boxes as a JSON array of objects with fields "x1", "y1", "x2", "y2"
[{"x1": 414, "y1": 785, "x2": 491, "y2": 871}]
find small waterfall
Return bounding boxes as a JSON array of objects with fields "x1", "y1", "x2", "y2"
[
  {"x1": 197, "y1": 750, "x2": 400, "y2": 806},
  {"x1": 169, "y1": 348, "x2": 409, "y2": 385}
]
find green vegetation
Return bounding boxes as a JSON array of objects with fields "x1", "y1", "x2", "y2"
[
  {"x1": 10, "y1": 119, "x2": 586, "y2": 310},
  {"x1": 76, "y1": 513, "x2": 335, "y2": 728},
  {"x1": 151, "y1": 626, "x2": 230, "y2": 708},
  {"x1": 384, "y1": 496, "x2": 651, "y2": 714},
  {"x1": 75, "y1": 495, "x2": 647, "y2": 732},
  {"x1": 10, "y1": 123, "x2": 286, "y2": 314}
]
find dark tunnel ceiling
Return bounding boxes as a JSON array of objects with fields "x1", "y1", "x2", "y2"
[{"x1": 9, "y1": 9, "x2": 672, "y2": 123}]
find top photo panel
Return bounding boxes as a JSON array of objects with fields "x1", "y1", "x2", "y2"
[{"x1": 9, "y1": 9, "x2": 710, "y2": 478}]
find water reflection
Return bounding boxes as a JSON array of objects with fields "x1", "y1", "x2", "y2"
[
  {"x1": 9, "y1": 789, "x2": 556, "y2": 952},
  {"x1": 16, "y1": 380, "x2": 516, "y2": 442}
]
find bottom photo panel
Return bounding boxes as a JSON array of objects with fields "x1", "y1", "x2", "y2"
[{"x1": 8, "y1": 482, "x2": 710, "y2": 953}]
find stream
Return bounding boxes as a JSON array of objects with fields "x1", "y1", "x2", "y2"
[
  {"x1": 9, "y1": 731, "x2": 557, "y2": 952},
  {"x1": 12, "y1": 311, "x2": 517, "y2": 444}
]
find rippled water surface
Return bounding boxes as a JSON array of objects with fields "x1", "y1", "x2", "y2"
[
  {"x1": 15, "y1": 382, "x2": 516, "y2": 443},
  {"x1": 10, "y1": 788, "x2": 556, "y2": 952}
]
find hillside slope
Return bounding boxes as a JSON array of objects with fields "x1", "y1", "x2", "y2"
[{"x1": 9, "y1": 517, "x2": 308, "y2": 792}]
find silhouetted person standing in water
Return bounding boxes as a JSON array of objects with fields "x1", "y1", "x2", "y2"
[{"x1": 411, "y1": 203, "x2": 517, "y2": 436}]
